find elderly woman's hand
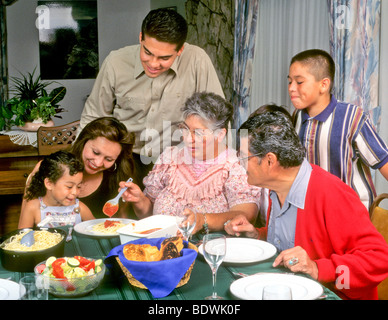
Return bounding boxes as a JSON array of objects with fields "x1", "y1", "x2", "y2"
[
  {"x1": 183, "y1": 208, "x2": 203, "y2": 235},
  {"x1": 176, "y1": 208, "x2": 201, "y2": 239},
  {"x1": 224, "y1": 215, "x2": 259, "y2": 238},
  {"x1": 119, "y1": 180, "x2": 144, "y2": 203},
  {"x1": 118, "y1": 180, "x2": 153, "y2": 219}
]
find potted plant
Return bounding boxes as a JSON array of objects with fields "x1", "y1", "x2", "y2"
[{"x1": 0, "y1": 68, "x2": 67, "y2": 131}]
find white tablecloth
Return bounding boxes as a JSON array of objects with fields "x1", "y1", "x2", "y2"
[{"x1": 0, "y1": 130, "x2": 38, "y2": 148}]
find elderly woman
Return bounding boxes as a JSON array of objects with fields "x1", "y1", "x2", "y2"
[{"x1": 120, "y1": 92, "x2": 260, "y2": 233}]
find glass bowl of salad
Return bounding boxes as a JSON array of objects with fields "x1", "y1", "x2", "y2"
[{"x1": 34, "y1": 256, "x2": 105, "y2": 297}]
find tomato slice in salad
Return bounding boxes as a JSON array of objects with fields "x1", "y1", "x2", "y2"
[
  {"x1": 74, "y1": 256, "x2": 95, "y2": 271},
  {"x1": 36, "y1": 263, "x2": 46, "y2": 274},
  {"x1": 52, "y1": 258, "x2": 66, "y2": 278}
]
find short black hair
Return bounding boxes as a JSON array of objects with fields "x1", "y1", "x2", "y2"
[
  {"x1": 290, "y1": 49, "x2": 335, "y2": 92},
  {"x1": 141, "y1": 8, "x2": 188, "y2": 51}
]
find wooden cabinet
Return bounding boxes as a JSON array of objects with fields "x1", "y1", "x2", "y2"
[{"x1": 0, "y1": 135, "x2": 42, "y2": 195}]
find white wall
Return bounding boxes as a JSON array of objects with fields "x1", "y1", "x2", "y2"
[{"x1": 6, "y1": 0, "x2": 150, "y2": 125}]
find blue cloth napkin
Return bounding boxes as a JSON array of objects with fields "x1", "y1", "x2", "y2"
[{"x1": 104, "y1": 237, "x2": 198, "y2": 298}]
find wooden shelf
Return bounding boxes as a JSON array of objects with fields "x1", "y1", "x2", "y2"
[
  {"x1": 0, "y1": 135, "x2": 38, "y2": 158},
  {"x1": 0, "y1": 135, "x2": 42, "y2": 195}
]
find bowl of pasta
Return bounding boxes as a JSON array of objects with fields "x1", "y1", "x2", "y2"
[
  {"x1": 34, "y1": 256, "x2": 105, "y2": 297},
  {"x1": 0, "y1": 227, "x2": 66, "y2": 272}
]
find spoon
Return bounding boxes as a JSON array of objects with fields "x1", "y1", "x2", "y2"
[
  {"x1": 20, "y1": 216, "x2": 53, "y2": 246},
  {"x1": 37, "y1": 216, "x2": 53, "y2": 227},
  {"x1": 21, "y1": 217, "x2": 51, "y2": 246},
  {"x1": 20, "y1": 230, "x2": 35, "y2": 247},
  {"x1": 102, "y1": 177, "x2": 133, "y2": 217},
  {"x1": 66, "y1": 226, "x2": 73, "y2": 242}
]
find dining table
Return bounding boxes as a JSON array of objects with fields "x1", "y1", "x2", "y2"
[{"x1": 0, "y1": 230, "x2": 341, "y2": 304}]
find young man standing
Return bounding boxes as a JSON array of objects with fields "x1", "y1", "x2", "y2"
[{"x1": 81, "y1": 8, "x2": 224, "y2": 187}]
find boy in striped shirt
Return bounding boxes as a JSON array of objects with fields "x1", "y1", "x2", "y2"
[{"x1": 288, "y1": 49, "x2": 388, "y2": 209}]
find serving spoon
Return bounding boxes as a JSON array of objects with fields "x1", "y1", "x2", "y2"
[
  {"x1": 20, "y1": 216, "x2": 55, "y2": 247},
  {"x1": 102, "y1": 177, "x2": 133, "y2": 217},
  {"x1": 20, "y1": 230, "x2": 35, "y2": 247}
]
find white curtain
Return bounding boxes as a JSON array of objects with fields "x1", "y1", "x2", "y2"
[{"x1": 249, "y1": 0, "x2": 331, "y2": 116}]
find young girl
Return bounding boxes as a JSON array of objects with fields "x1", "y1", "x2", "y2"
[{"x1": 18, "y1": 151, "x2": 95, "y2": 228}]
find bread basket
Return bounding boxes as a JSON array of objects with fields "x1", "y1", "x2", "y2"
[{"x1": 116, "y1": 242, "x2": 198, "y2": 289}]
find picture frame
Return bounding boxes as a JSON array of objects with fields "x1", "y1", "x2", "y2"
[{"x1": 37, "y1": 1, "x2": 98, "y2": 79}]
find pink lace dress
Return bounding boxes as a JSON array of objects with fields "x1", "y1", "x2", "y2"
[{"x1": 143, "y1": 146, "x2": 261, "y2": 215}]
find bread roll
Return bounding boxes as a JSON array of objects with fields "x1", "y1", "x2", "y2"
[
  {"x1": 161, "y1": 236, "x2": 183, "y2": 252},
  {"x1": 160, "y1": 242, "x2": 180, "y2": 260},
  {"x1": 123, "y1": 244, "x2": 161, "y2": 262},
  {"x1": 122, "y1": 237, "x2": 184, "y2": 262}
]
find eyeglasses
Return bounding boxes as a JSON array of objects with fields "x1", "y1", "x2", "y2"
[
  {"x1": 178, "y1": 123, "x2": 214, "y2": 138},
  {"x1": 237, "y1": 153, "x2": 261, "y2": 168}
]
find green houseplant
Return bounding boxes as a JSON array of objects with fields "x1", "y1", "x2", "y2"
[{"x1": 0, "y1": 69, "x2": 67, "y2": 131}]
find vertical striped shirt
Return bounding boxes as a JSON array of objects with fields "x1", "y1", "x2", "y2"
[{"x1": 294, "y1": 96, "x2": 388, "y2": 209}]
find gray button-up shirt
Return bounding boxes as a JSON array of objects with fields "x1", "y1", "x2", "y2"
[{"x1": 81, "y1": 43, "x2": 224, "y2": 157}]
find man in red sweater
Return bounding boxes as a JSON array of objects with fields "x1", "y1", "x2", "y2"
[{"x1": 229, "y1": 110, "x2": 388, "y2": 300}]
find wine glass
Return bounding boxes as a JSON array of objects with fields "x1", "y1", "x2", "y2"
[
  {"x1": 262, "y1": 284, "x2": 292, "y2": 300},
  {"x1": 176, "y1": 208, "x2": 196, "y2": 241},
  {"x1": 203, "y1": 233, "x2": 226, "y2": 300}
]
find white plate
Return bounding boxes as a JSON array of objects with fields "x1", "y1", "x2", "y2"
[
  {"x1": 0, "y1": 279, "x2": 22, "y2": 300},
  {"x1": 116, "y1": 215, "x2": 178, "y2": 244},
  {"x1": 230, "y1": 273, "x2": 324, "y2": 300},
  {"x1": 74, "y1": 218, "x2": 135, "y2": 238},
  {"x1": 198, "y1": 238, "x2": 276, "y2": 264}
]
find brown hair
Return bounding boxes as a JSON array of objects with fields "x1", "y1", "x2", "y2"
[{"x1": 69, "y1": 117, "x2": 135, "y2": 192}]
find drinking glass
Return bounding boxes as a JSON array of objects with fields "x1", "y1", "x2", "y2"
[
  {"x1": 176, "y1": 208, "x2": 196, "y2": 241},
  {"x1": 19, "y1": 275, "x2": 49, "y2": 300},
  {"x1": 203, "y1": 233, "x2": 226, "y2": 300},
  {"x1": 262, "y1": 284, "x2": 292, "y2": 300}
]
